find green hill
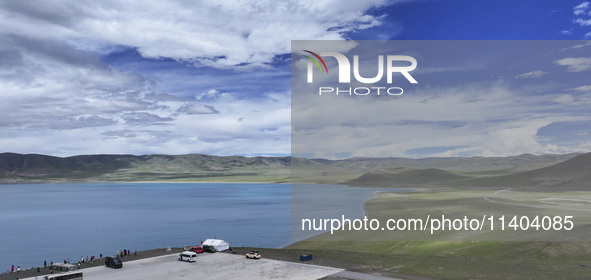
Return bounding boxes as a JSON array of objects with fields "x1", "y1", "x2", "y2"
[
  {"x1": 347, "y1": 167, "x2": 467, "y2": 186},
  {"x1": 0, "y1": 153, "x2": 291, "y2": 183},
  {"x1": 474, "y1": 152, "x2": 591, "y2": 190}
]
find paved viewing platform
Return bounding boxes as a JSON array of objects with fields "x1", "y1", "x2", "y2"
[{"x1": 20, "y1": 252, "x2": 344, "y2": 280}]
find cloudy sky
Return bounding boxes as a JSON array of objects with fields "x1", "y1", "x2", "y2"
[
  {"x1": 292, "y1": 40, "x2": 591, "y2": 158},
  {"x1": 1, "y1": 0, "x2": 590, "y2": 158}
]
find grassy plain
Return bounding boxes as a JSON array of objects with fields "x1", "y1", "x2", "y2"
[
  {"x1": 290, "y1": 188, "x2": 591, "y2": 279},
  {"x1": 289, "y1": 153, "x2": 591, "y2": 279}
]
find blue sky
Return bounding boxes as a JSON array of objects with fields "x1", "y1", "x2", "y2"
[
  {"x1": 0, "y1": 0, "x2": 590, "y2": 158},
  {"x1": 360, "y1": 0, "x2": 590, "y2": 40}
]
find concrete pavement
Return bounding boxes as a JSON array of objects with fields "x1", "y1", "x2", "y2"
[{"x1": 23, "y1": 252, "x2": 344, "y2": 280}]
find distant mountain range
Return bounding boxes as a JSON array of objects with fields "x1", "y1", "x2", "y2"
[
  {"x1": 0, "y1": 152, "x2": 586, "y2": 189},
  {"x1": 345, "y1": 152, "x2": 591, "y2": 190},
  {"x1": 303, "y1": 153, "x2": 579, "y2": 173},
  {"x1": 473, "y1": 152, "x2": 591, "y2": 189},
  {"x1": 0, "y1": 153, "x2": 291, "y2": 183}
]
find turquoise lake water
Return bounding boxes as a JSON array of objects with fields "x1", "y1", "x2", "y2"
[{"x1": 0, "y1": 183, "x2": 405, "y2": 271}]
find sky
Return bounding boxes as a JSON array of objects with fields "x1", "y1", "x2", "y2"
[
  {"x1": 292, "y1": 40, "x2": 591, "y2": 159},
  {"x1": 0, "y1": 0, "x2": 590, "y2": 158}
]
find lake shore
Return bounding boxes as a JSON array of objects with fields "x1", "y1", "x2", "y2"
[
  {"x1": 0, "y1": 188, "x2": 429, "y2": 280},
  {"x1": 0, "y1": 247, "x2": 184, "y2": 280},
  {"x1": 0, "y1": 246, "x2": 434, "y2": 280},
  {"x1": 0, "y1": 183, "x2": 419, "y2": 279},
  {"x1": 0, "y1": 188, "x2": 433, "y2": 280}
]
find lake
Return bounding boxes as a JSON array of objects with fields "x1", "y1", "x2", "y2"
[{"x1": 0, "y1": 183, "x2": 403, "y2": 271}]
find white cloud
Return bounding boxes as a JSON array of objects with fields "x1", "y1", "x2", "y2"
[
  {"x1": 554, "y1": 94, "x2": 576, "y2": 104},
  {"x1": 0, "y1": 87, "x2": 292, "y2": 157},
  {"x1": 0, "y1": 1, "x2": 401, "y2": 157},
  {"x1": 574, "y1": 1, "x2": 590, "y2": 15},
  {"x1": 176, "y1": 103, "x2": 220, "y2": 115},
  {"x1": 572, "y1": 85, "x2": 591, "y2": 92},
  {"x1": 292, "y1": 81, "x2": 591, "y2": 159},
  {"x1": 552, "y1": 94, "x2": 591, "y2": 105},
  {"x1": 555, "y1": 89, "x2": 591, "y2": 105},
  {"x1": 560, "y1": 41, "x2": 591, "y2": 51},
  {"x1": 515, "y1": 70, "x2": 547, "y2": 79},
  {"x1": 0, "y1": 32, "x2": 295, "y2": 157},
  {"x1": 574, "y1": 18, "x2": 591, "y2": 26},
  {"x1": 554, "y1": 57, "x2": 591, "y2": 72},
  {"x1": 290, "y1": 39, "x2": 591, "y2": 158},
  {"x1": 560, "y1": 30, "x2": 573, "y2": 35},
  {"x1": 481, "y1": 120, "x2": 561, "y2": 157},
  {"x1": 0, "y1": 0, "x2": 392, "y2": 69},
  {"x1": 571, "y1": 2, "x2": 591, "y2": 38}
]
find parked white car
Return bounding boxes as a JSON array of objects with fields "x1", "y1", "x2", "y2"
[
  {"x1": 178, "y1": 251, "x2": 197, "y2": 262},
  {"x1": 246, "y1": 250, "x2": 261, "y2": 259}
]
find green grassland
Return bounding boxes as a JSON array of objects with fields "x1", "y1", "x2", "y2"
[
  {"x1": 289, "y1": 240, "x2": 591, "y2": 279},
  {"x1": 97, "y1": 162, "x2": 292, "y2": 183},
  {"x1": 290, "y1": 188, "x2": 591, "y2": 279},
  {"x1": 297, "y1": 189, "x2": 591, "y2": 242},
  {"x1": 289, "y1": 153, "x2": 591, "y2": 279}
]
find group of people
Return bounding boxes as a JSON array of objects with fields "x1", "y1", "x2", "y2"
[
  {"x1": 9, "y1": 253, "x2": 107, "y2": 274},
  {"x1": 79, "y1": 255, "x2": 99, "y2": 266},
  {"x1": 8, "y1": 249, "x2": 138, "y2": 275},
  {"x1": 118, "y1": 249, "x2": 136, "y2": 257},
  {"x1": 45, "y1": 254, "x2": 103, "y2": 266},
  {"x1": 9, "y1": 265, "x2": 20, "y2": 273}
]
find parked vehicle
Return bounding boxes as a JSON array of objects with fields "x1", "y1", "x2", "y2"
[
  {"x1": 300, "y1": 254, "x2": 313, "y2": 261},
  {"x1": 178, "y1": 251, "x2": 198, "y2": 262},
  {"x1": 192, "y1": 246, "x2": 204, "y2": 254},
  {"x1": 245, "y1": 250, "x2": 261, "y2": 259},
  {"x1": 105, "y1": 256, "x2": 123, "y2": 268},
  {"x1": 203, "y1": 245, "x2": 216, "y2": 253},
  {"x1": 42, "y1": 271, "x2": 83, "y2": 280}
]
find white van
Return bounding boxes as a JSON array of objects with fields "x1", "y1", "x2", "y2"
[
  {"x1": 178, "y1": 251, "x2": 197, "y2": 262},
  {"x1": 43, "y1": 271, "x2": 83, "y2": 280}
]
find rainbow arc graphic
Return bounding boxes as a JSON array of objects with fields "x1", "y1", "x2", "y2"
[{"x1": 303, "y1": 50, "x2": 328, "y2": 74}]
